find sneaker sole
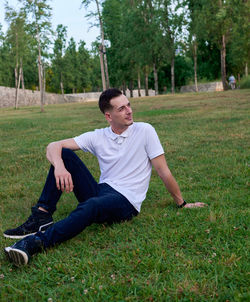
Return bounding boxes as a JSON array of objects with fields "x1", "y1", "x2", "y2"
[
  {"x1": 4, "y1": 247, "x2": 28, "y2": 266},
  {"x1": 3, "y1": 222, "x2": 54, "y2": 239},
  {"x1": 4, "y1": 247, "x2": 12, "y2": 262},
  {"x1": 3, "y1": 232, "x2": 37, "y2": 239}
]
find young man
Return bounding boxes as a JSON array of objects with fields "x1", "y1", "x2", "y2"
[{"x1": 4, "y1": 88, "x2": 206, "y2": 266}]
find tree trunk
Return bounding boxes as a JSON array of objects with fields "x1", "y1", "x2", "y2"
[
  {"x1": 20, "y1": 66, "x2": 26, "y2": 105},
  {"x1": 193, "y1": 40, "x2": 198, "y2": 92},
  {"x1": 15, "y1": 67, "x2": 22, "y2": 109},
  {"x1": 15, "y1": 66, "x2": 18, "y2": 89},
  {"x1": 245, "y1": 62, "x2": 248, "y2": 77},
  {"x1": 145, "y1": 69, "x2": 149, "y2": 96},
  {"x1": 43, "y1": 64, "x2": 46, "y2": 104},
  {"x1": 103, "y1": 46, "x2": 109, "y2": 89},
  {"x1": 137, "y1": 70, "x2": 141, "y2": 97},
  {"x1": 14, "y1": 65, "x2": 18, "y2": 109},
  {"x1": 15, "y1": 32, "x2": 19, "y2": 93},
  {"x1": 171, "y1": 56, "x2": 175, "y2": 94},
  {"x1": 20, "y1": 59, "x2": 25, "y2": 90},
  {"x1": 96, "y1": 0, "x2": 109, "y2": 89},
  {"x1": 129, "y1": 80, "x2": 133, "y2": 98},
  {"x1": 37, "y1": 26, "x2": 44, "y2": 112},
  {"x1": 122, "y1": 82, "x2": 126, "y2": 95},
  {"x1": 238, "y1": 73, "x2": 240, "y2": 83},
  {"x1": 99, "y1": 44, "x2": 106, "y2": 91},
  {"x1": 60, "y1": 73, "x2": 64, "y2": 97},
  {"x1": 153, "y1": 63, "x2": 158, "y2": 95},
  {"x1": 220, "y1": 34, "x2": 227, "y2": 90}
]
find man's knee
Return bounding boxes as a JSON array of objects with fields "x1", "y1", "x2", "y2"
[
  {"x1": 61, "y1": 148, "x2": 82, "y2": 170},
  {"x1": 61, "y1": 148, "x2": 85, "y2": 166},
  {"x1": 61, "y1": 148, "x2": 75, "y2": 159}
]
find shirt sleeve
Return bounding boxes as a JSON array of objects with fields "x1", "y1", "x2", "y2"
[
  {"x1": 73, "y1": 131, "x2": 96, "y2": 155},
  {"x1": 145, "y1": 124, "x2": 164, "y2": 160}
]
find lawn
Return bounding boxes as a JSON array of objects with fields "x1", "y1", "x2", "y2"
[{"x1": 0, "y1": 90, "x2": 249, "y2": 301}]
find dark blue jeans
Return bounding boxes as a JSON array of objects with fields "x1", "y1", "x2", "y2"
[{"x1": 36, "y1": 148, "x2": 138, "y2": 248}]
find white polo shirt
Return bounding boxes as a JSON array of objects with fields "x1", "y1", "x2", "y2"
[{"x1": 74, "y1": 122, "x2": 164, "y2": 212}]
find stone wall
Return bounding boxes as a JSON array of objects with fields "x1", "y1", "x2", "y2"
[
  {"x1": 0, "y1": 86, "x2": 66, "y2": 108},
  {"x1": 0, "y1": 86, "x2": 156, "y2": 108},
  {"x1": 0, "y1": 82, "x2": 224, "y2": 108},
  {"x1": 65, "y1": 89, "x2": 155, "y2": 102},
  {"x1": 180, "y1": 82, "x2": 223, "y2": 93},
  {"x1": 64, "y1": 92, "x2": 101, "y2": 103},
  {"x1": 124, "y1": 89, "x2": 156, "y2": 97}
]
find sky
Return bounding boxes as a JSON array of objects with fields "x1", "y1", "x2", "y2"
[{"x1": 0, "y1": 0, "x2": 99, "y2": 50}]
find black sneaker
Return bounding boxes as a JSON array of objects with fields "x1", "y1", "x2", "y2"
[
  {"x1": 3, "y1": 206, "x2": 53, "y2": 239},
  {"x1": 4, "y1": 235, "x2": 43, "y2": 266}
]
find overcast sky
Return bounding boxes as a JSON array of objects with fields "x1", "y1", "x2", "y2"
[{"x1": 0, "y1": 0, "x2": 99, "y2": 49}]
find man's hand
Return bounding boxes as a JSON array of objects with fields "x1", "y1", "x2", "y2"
[
  {"x1": 54, "y1": 166, "x2": 74, "y2": 193},
  {"x1": 183, "y1": 202, "x2": 207, "y2": 208},
  {"x1": 46, "y1": 138, "x2": 79, "y2": 193}
]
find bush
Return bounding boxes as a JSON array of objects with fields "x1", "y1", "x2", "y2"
[{"x1": 239, "y1": 75, "x2": 250, "y2": 89}]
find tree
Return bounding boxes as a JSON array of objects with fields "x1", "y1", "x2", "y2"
[
  {"x1": 187, "y1": 0, "x2": 202, "y2": 92},
  {"x1": 51, "y1": 24, "x2": 67, "y2": 95},
  {"x1": 63, "y1": 37, "x2": 78, "y2": 93},
  {"x1": 77, "y1": 40, "x2": 92, "y2": 91},
  {"x1": 102, "y1": 0, "x2": 138, "y2": 95},
  {"x1": 194, "y1": 0, "x2": 244, "y2": 90},
  {"x1": 102, "y1": 0, "x2": 165, "y2": 96},
  {"x1": 159, "y1": 0, "x2": 187, "y2": 94},
  {"x1": 89, "y1": 41, "x2": 104, "y2": 91},
  {"x1": 49, "y1": 36, "x2": 93, "y2": 94},
  {"x1": 82, "y1": 0, "x2": 110, "y2": 90},
  {"x1": 131, "y1": 0, "x2": 163, "y2": 96},
  {"x1": 102, "y1": 0, "x2": 127, "y2": 90},
  {"x1": 0, "y1": 24, "x2": 13, "y2": 87},
  {"x1": 226, "y1": 0, "x2": 250, "y2": 78},
  {"x1": 4, "y1": 3, "x2": 28, "y2": 108},
  {"x1": 0, "y1": 25, "x2": 6, "y2": 84},
  {"x1": 19, "y1": 0, "x2": 52, "y2": 111}
]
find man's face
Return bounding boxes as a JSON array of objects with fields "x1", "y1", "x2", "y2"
[{"x1": 105, "y1": 94, "x2": 133, "y2": 134}]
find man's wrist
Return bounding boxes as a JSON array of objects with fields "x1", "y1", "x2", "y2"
[
  {"x1": 177, "y1": 200, "x2": 187, "y2": 208},
  {"x1": 53, "y1": 158, "x2": 64, "y2": 169}
]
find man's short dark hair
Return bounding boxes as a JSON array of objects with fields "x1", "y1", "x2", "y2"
[{"x1": 99, "y1": 88, "x2": 122, "y2": 114}]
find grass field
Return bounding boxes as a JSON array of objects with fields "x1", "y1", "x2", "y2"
[{"x1": 0, "y1": 90, "x2": 249, "y2": 301}]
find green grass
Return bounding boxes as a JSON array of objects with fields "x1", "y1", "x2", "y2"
[{"x1": 0, "y1": 90, "x2": 249, "y2": 301}]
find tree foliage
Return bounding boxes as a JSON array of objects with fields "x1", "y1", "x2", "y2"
[{"x1": 0, "y1": 0, "x2": 248, "y2": 95}]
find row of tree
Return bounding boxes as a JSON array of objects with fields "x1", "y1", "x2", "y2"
[
  {"x1": 99, "y1": 0, "x2": 249, "y2": 94},
  {"x1": 0, "y1": 0, "x2": 249, "y2": 110},
  {"x1": 0, "y1": 0, "x2": 103, "y2": 110}
]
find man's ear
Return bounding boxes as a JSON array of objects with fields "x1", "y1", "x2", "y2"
[{"x1": 105, "y1": 111, "x2": 112, "y2": 123}]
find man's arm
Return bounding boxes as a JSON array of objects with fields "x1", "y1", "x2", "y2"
[
  {"x1": 46, "y1": 138, "x2": 80, "y2": 193},
  {"x1": 151, "y1": 154, "x2": 206, "y2": 208}
]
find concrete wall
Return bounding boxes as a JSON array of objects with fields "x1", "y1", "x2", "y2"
[
  {"x1": 0, "y1": 86, "x2": 156, "y2": 108},
  {"x1": 180, "y1": 82, "x2": 223, "y2": 93}
]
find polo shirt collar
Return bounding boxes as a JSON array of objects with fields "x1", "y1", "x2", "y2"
[{"x1": 106, "y1": 124, "x2": 133, "y2": 141}]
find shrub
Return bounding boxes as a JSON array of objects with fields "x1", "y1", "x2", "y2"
[{"x1": 239, "y1": 75, "x2": 250, "y2": 89}]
